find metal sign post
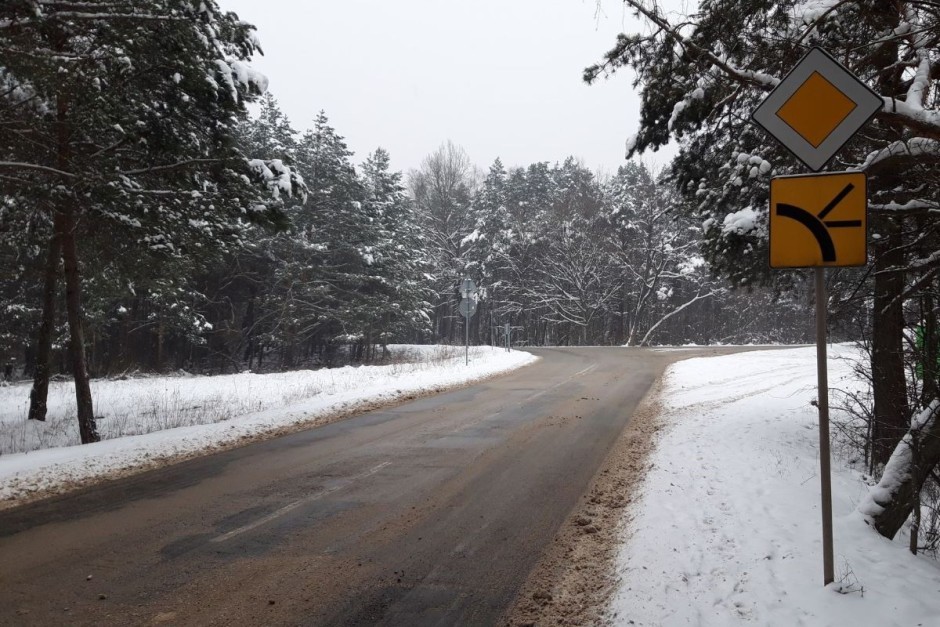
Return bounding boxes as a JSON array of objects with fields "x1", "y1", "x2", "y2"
[
  {"x1": 458, "y1": 278, "x2": 477, "y2": 365},
  {"x1": 815, "y1": 268, "x2": 834, "y2": 585},
  {"x1": 752, "y1": 46, "x2": 879, "y2": 587}
]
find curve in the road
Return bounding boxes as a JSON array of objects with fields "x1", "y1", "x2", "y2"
[{"x1": 0, "y1": 346, "x2": 754, "y2": 626}]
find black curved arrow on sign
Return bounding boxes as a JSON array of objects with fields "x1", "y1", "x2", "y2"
[
  {"x1": 777, "y1": 203, "x2": 836, "y2": 261},
  {"x1": 776, "y1": 183, "x2": 861, "y2": 263}
]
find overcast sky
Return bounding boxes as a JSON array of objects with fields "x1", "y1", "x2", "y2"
[{"x1": 219, "y1": 0, "x2": 673, "y2": 174}]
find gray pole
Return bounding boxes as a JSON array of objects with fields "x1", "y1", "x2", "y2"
[
  {"x1": 465, "y1": 311, "x2": 469, "y2": 366},
  {"x1": 815, "y1": 267, "x2": 834, "y2": 586}
]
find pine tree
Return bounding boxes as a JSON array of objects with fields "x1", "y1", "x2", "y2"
[
  {"x1": 242, "y1": 93, "x2": 299, "y2": 161},
  {"x1": 259, "y1": 111, "x2": 370, "y2": 364},
  {"x1": 360, "y1": 148, "x2": 432, "y2": 349},
  {"x1": 465, "y1": 158, "x2": 510, "y2": 344},
  {"x1": 587, "y1": 0, "x2": 940, "y2": 539},
  {"x1": 501, "y1": 163, "x2": 555, "y2": 344},
  {"x1": 0, "y1": 0, "x2": 303, "y2": 441}
]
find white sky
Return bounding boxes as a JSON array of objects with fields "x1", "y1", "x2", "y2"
[{"x1": 219, "y1": 0, "x2": 676, "y2": 174}]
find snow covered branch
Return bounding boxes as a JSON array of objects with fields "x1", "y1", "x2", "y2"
[
  {"x1": 120, "y1": 159, "x2": 221, "y2": 177},
  {"x1": 910, "y1": 248, "x2": 940, "y2": 271},
  {"x1": 878, "y1": 99, "x2": 940, "y2": 141},
  {"x1": 862, "y1": 137, "x2": 940, "y2": 172},
  {"x1": 1, "y1": 12, "x2": 190, "y2": 28},
  {"x1": 622, "y1": 1, "x2": 780, "y2": 90},
  {"x1": 869, "y1": 199, "x2": 940, "y2": 214},
  {"x1": 0, "y1": 161, "x2": 75, "y2": 178},
  {"x1": 901, "y1": 4, "x2": 933, "y2": 108},
  {"x1": 792, "y1": 0, "x2": 850, "y2": 42},
  {"x1": 247, "y1": 158, "x2": 306, "y2": 201},
  {"x1": 639, "y1": 288, "x2": 725, "y2": 346}
]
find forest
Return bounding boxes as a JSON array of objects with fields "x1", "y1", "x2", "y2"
[
  {"x1": 2, "y1": 93, "x2": 819, "y2": 385},
  {"x1": 1, "y1": 0, "x2": 938, "y2": 547}
]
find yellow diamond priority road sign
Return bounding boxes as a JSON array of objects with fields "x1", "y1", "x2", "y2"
[
  {"x1": 752, "y1": 48, "x2": 882, "y2": 171},
  {"x1": 769, "y1": 171, "x2": 867, "y2": 268}
]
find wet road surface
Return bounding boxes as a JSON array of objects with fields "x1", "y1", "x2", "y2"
[{"x1": 0, "y1": 346, "x2": 756, "y2": 626}]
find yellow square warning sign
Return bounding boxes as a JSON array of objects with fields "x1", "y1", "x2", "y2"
[{"x1": 769, "y1": 171, "x2": 867, "y2": 268}]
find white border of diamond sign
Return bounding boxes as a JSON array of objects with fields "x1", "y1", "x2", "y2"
[{"x1": 751, "y1": 47, "x2": 882, "y2": 172}]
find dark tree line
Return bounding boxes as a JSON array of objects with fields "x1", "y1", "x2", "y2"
[
  {"x1": 410, "y1": 144, "x2": 818, "y2": 349},
  {"x1": 1, "y1": 0, "x2": 303, "y2": 442},
  {"x1": 2, "y1": 92, "x2": 432, "y2": 382},
  {"x1": 3, "y1": 94, "x2": 815, "y2": 389},
  {"x1": 2, "y1": 0, "x2": 824, "y2": 450}
]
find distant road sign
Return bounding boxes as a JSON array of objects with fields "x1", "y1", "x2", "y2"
[
  {"x1": 460, "y1": 277, "x2": 477, "y2": 299},
  {"x1": 769, "y1": 171, "x2": 867, "y2": 268},
  {"x1": 458, "y1": 298, "x2": 477, "y2": 318},
  {"x1": 752, "y1": 47, "x2": 882, "y2": 172}
]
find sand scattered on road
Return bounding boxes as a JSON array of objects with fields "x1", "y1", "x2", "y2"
[{"x1": 503, "y1": 376, "x2": 666, "y2": 626}]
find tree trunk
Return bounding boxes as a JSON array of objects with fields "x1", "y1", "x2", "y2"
[
  {"x1": 618, "y1": 289, "x2": 625, "y2": 345},
  {"x1": 61, "y1": 207, "x2": 99, "y2": 444},
  {"x1": 51, "y1": 80, "x2": 98, "y2": 444},
  {"x1": 243, "y1": 289, "x2": 256, "y2": 369},
  {"x1": 867, "y1": 4, "x2": 908, "y2": 473},
  {"x1": 922, "y1": 279, "x2": 938, "y2": 404},
  {"x1": 283, "y1": 327, "x2": 295, "y2": 369},
  {"x1": 155, "y1": 318, "x2": 165, "y2": 371},
  {"x1": 861, "y1": 401, "x2": 940, "y2": 539},
  {"x1": 27, "y1": 228, "x2": 62, "y2": 422},
  {"x1": 870, "y1": 222, "x2": 907, "y2": 471}
]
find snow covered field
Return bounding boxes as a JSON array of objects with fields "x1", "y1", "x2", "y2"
[
  {"x1": 0, "y1": 345, "x2": 536, "y2": 507},
  {"x1": 609, "y1": 346, "x2": 940, "y2": 626}
]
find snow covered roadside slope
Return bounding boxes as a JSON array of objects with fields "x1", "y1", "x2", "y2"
[
  {"x1": 0, "y1": 346, "x2": 536, "y2": 508},
  {"x1": 608, "y1": 346, "x2": 940, "y2": 627}
]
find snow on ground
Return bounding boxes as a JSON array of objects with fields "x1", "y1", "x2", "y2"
[
  {"x1": 609, "y1": 346, "x2": 940, "y2": 627},
  {"x1": 0, "y1": 345, "x2": 536, "y2": 507}
]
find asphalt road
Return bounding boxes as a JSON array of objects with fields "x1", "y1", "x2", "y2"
[{"x1": 0, "y1": 346, "x2": 751, "y2": 626}]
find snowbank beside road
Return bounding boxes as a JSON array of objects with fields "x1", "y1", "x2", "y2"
[
  {"x1": 0, "y1": 345, "x2": 536, "y2": 507},
  {"x1": 609, "y1": 346, "x2": 940, "y2": 627}
]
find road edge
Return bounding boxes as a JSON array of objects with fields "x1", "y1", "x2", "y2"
[
  {"x1": 0, "y1": 356, "x2": 538, "y2": 512},
  {"x1": 502, "y1": 368, "x2": 669, "y2": 626}
]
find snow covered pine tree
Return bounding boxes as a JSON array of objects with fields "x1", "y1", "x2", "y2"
[
  {"x1": 0, "y1": 1, "x2": 303, "y2": 442},
  {"x1": 587, "y1": 0, "x2": 940, "y2": 540}
]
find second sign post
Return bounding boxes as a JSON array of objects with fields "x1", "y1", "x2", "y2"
[{"x1": 459, "y1": 277, "x2": 478, "y2": 365}]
